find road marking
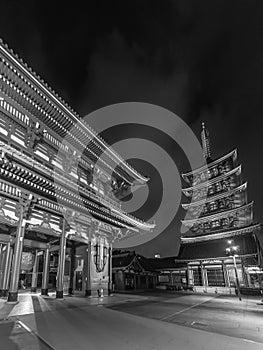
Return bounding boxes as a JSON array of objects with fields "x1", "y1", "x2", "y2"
[
  {"x1": 160, "y1": 296, "x2": 218, "y2": 321},
  {"x1": 17, "y1": 320, "x2": 56, "y2": 350}
]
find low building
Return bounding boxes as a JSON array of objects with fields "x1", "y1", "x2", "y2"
[{"x1": 112, "y1": 251, "x2": 158, "y2": 291}]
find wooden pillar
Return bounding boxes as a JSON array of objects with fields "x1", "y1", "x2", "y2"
[
  {"x1": 1, "y1": 243, "x2": 13, "y2": 297},
  {"x1": 56, "y1": 218, "x2": 67, "y2": 299},
  {"x1": 108, "y1": 243, "x2": 113, "y2": 295},
  {"x1": 241, "y1": 258, "x2": 249, "y2": 288},
  {"x1": 41, "y1": 244, "x2": 50, "y2": 296},
  {"x1": 68, "y1": 243, "x2": 76, "y2": 295},
  {"x1": 31, "y1": 250, "x2": 39, "y2": 293},
  {"x1": 134, "y1": 273, "x2": 137, "y2": 290},
  {"x1": 222, "y1": 260, "x2": 230, "y2": 287},
  {"x1": 7, "y1": 208, "x2": 26, "y2": 303},
  {"x1": 7, "y1": 194, "x2": 35, "y2": 303},
  {"x1": 85, "y1": 241, "x2": 92, "y2": 296},
  {"x1": 233, "y1": 255, "x2": 242, "y2": 301},
  {"x1": 187, "y1": 265, "x2": 192, "y2": 287},
  {"x1": 201, "y1": 263, "x2": 207, "y2": 287},
  {"x1": 0, "y1": 244, "x2": 5, "y2": 294}
]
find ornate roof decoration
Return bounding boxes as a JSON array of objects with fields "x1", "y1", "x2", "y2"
[
  {"x1": 182, "y1": 165, "x2": 241, "y2": 193},
  {"x1": 180, "y1": 123, "x2": 261, "y2": 253},
  {"x1": 180, "y1": 223, "x2": 261, "y2": 244},
  {"x1": 0, "y1": 38, "x2": 148, "y2": 185},
  {"x1": 182, "y1": 202, "x2": 253, "y2": 226},
  {"x1": 201, "y1": 122, "x2": 212, "y2": 160},
  {"x1": 182, "y1": 149, "x2": 237, "y2": 180}
]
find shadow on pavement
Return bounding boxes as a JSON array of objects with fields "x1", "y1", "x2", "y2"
[{"x1": 0, "y1": 321, "x2": 20, "y2": 350}]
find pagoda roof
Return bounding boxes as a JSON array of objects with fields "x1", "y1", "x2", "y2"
[
  {"x1": 180, "y1": 223, "x2": 261, "y2": 244},
  {"x1": 182, "y1": 182, "x2": 247, "y2": 209},
  {"x1": 182, "y1": 165, "x2": 241, "y2": 194},
  {"x1": 177, "y1": 231, "x2": 259, "y2": 260},
  {"x1": 182, "y1": 201, "x2": 253, "y2": 226},
  {"x1": 112, "y1": 252, "x2": 185, "y2": 271},
  {"x1": 112, "y1": 251, "x2": 137, "y2": 269},
  {"x1": 112, "y1": 252, "x2": 155, "y2": 272},
  {"x1": 0, "y1": 39, "x2": 148, "y2": 185},
  {"x1": 182, "y1": 149, "x2": 237, "y2": 180}
]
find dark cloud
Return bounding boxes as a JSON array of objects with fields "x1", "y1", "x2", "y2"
[{"x1": 0, "y1": 1, "x2": 263, "y2": 257}]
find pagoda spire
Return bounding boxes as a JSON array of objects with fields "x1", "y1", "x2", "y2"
[{"x1": 201, "y1": 122, "x2": 212, "y2": 161}]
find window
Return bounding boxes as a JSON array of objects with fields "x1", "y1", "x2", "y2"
[
  {"x1": 211, "y1": 220, "x2": 220, "y2": 228},
  {"x1": 193, "y1": 268, "x2": 202, "y2": 286},
  {"x1": 210, "y1": 201, "x2": 218, "y2": 211},
  {"x1": 207, "y1": 268, "x2": 225, "y2": 286},
  {"x1": 208, "y1": 186, "x2": 215, "y2": 195},
  {"x1": 216, "y1": 182, "x2": 222, "y2": 192},
  {"x1": 219, "y1": 199, "x2": 225, "y2": 209},
  {"x1": 212, "y1": 167, "x2": 219, "y2": 177}
]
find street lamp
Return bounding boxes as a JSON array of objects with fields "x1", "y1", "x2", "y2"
[{"x1": 225, "y1": 243, "x2": 242, "y2": 301}]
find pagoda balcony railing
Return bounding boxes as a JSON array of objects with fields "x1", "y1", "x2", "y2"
[
  {"x1": 183, "y1": 183, "x2": 247, "y2": 219},
  {"x1": 182, "y1": 149, "x2": 237, "y2": 185},
  {"x1": 186, "y1": 197, "x2": 246, "y2": 220},
  {"x1": 0, "y1": 177, "x2": 21, "y2": 200},
  {"x1": 182, "y1": 167, "x2": 242, "y2": 202},
  {"x1": 182, "y1": 182, "x2": 247, "y2": 209},
  {"x1": 181, "y1": 223, "x2": 261, "y2": 244},
  {"x1": 182, "y1": 165, "x2": 241, "y2": 194},
  {"x1": 190, "y1": 160, "x2": 233, "y2": 187},
  {"x1": 182, "y1": 202, "x2": 254, "y2": 235}
]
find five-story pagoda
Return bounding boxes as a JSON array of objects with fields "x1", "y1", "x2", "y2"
[{"x1": 179, "y1": 123, "x2": 263, "y2": 294}]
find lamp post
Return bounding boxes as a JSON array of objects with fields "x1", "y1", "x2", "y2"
[{"x1": 226, "y1": 242, "x2": 242, "y2": 301}]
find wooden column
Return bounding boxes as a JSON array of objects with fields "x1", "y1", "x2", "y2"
[
  {"x1": 85, "y1": 241, "x2": 92, "y2": 296},
  {"x1": 0, "y1": 242, "x2": 13, "y2": 297},
  {"x1": 56, "y1": 218, "x2": 68, "y2": 299},
  {"x1": 0, "y1": 244, "x2": 5, "y2": 295},
  {"x1": 108, "y1": 243, "x2": 113, "y2": 295},
  {"x1": 31, "y1": 249, "x2": 39, "y2": 293},
  {"x1": 170, "y1": 271, "x2": 173, "y2": 285},
  {"x1": 7, "y1": 194, "x2": 35, "y2": 303},
  {"x1": 201, "y1": 263, "x2": 208, "y2": 287},
  {"x1": 186, "y1": 265, "x2": 192, "y2": 287},
  {"x1": 222, "y1": 261, "x2": 230, "y2": 287},
  {"x1": 68, "y1": 243, "x2": 76, "y2": 295},
  {"x1": 241, "y1": 258, "x2": 249, "y2": 288},
  {"x1": 41, "y1": 244, "x2": 50, "y2": 295},
  {"x1": 146, "y1": 275, "x2": 149, "y2": 289}
]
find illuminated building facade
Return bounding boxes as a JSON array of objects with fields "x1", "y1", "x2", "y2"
[
  {"x1": 178, "y1": 123, "x2": 263, "y2": 293},
  {"x1": 0, "y1": 39, "x2": 154, "y2": 302}
]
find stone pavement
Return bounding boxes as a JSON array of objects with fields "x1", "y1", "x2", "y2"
[
  {"x1": 1, "y1": 290, "x2": 262, "y2": 320},
  {"x1": 0, "y1": 292, "x2": 152, "y2": 350},
  {"x1": 0, "y1": 291, "x2": 263, "y2": 349},
  {"x1": 0, "y1": 291, "x2": 150, "y2": 320}
]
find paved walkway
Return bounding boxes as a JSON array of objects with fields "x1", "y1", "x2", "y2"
[
  {"x1": 1, "y1": 291, "x2": 263, "y2": 350},
  {"x1": 0, "y1": 291, "x2": 150, "y2": 320}
]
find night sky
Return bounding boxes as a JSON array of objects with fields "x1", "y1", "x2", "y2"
[{"x1": 1, "y1": 0, "x2": 263, "y2": 257}]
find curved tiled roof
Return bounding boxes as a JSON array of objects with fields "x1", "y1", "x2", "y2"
[{"x1": 0, "y1": 38, "x2": 149, "y2": 185}]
